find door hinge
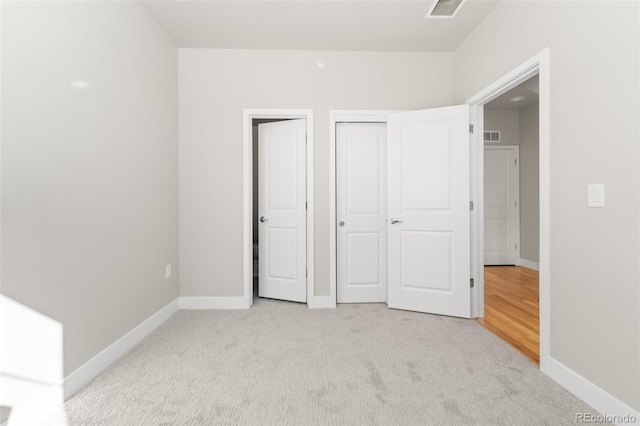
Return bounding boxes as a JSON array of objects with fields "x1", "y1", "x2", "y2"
[
  {"x1": 470, "y1": 201, "x2": 474, "y2": 211},
  {"x1": 306, "y1": 270, "x2": 308, "y2": 277},
  {"x1": 514, "y1": 158, "x2": 518, "y2": 165},
  {"x1": 515, "y1": 243, "x2": 518, "y2": 249},
  {"x1": 469, "y1": 124, "x2": 474, "y2": 134},
  {"x1": 305, "y1": 202, "x2": 308, "y2": 210},
  {"x1": 470, "y1": 278, "x2": 475, "y2": 288},
  {"x1": 515, "y1": 200, "x2": 517, "y2": 208}
]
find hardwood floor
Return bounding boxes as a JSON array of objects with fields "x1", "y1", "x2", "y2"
[{"x1": 476, "y1": 266, "x2": 540, "y2": 365}]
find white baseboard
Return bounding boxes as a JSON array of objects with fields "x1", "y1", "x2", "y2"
[
  {"x1": 546, "y1": 357, "x2": 640, "y2": 424},
  {"x1": 180, "y1": 296, "x2": 248, "y2": 310},
  {"x1": 63, "y1": 298, "x2": 179, "y2": 400},
  {"x1": 310, "y1": 295, "x2": 336, "y2": 309},
  {"x1": 518, "y1": 258, "x2": 540, "y2": 271}
]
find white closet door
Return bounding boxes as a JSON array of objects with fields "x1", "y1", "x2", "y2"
[
  {"x1": 484, "y1": 147, "x2": 519, "y2": 265},
  {"x1": 258, "y1": 119, "x2": 306, "y2": 303},
  {"x1": 336, "y1": 123, "x2": 387, "y2": 303},
  {"x1": 387, "y1": 105, "x2": 471, "y2": 318}
]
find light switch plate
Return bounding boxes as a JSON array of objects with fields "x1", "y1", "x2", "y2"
[
  {"x1": 165, "y1": 264, "x2": 172, "y2": 279},
  {"x1": 587, "y1": 184, "x2": 605, "y2": 208}
]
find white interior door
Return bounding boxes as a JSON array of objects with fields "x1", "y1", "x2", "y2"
[
  {"x1": 484, "y1": 147, "x2": 519, "y2": 265},
  {"x1": 336, "y1": 123, "x2": 387, "y2": 303},
  {"x1": 258, "y1": 119, "x2": 306, "y2": 303},
  {"x1": 387, "y1": 105, "x2": 471, "y2": 318}
]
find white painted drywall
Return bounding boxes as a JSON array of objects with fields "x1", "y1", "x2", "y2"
[
  {"x1": 484, "y1": 110, "x2": 519, "y2": 145},
  {"x1": 1, "y1": 1, "x2": 179, "y2": 376},
  {"x1": 179, "y1": 49, "x2": 453, "y2": 297},
  {"x1": 454, "y1": 0, "x2": 639, "y2": 411},
  {"x1": 519, "y1": 103, "x2": 539, "y2": 264}
]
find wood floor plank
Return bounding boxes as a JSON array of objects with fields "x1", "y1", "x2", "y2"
[{"x1": 476, "y1": 266, "x2": 540, "y2": 365}]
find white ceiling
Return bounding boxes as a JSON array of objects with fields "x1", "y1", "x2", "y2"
[
  {"x1": 142, "y1": 0, "x2": 500, "y2": 52},
  {"x1": 485, "y1": 75, "x2": 539, "y2": 110}
]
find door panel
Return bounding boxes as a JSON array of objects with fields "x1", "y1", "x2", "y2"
[
  {"x1": 401, "y1": 231, "x2": 452, "y2": 291},
  {"x1": 259, "y1": 119, "x2": 306, "y2": 303},
  {"x1": 337, "y1": 123, "x2": 387, "y2": 303},
  {"x1": 401, "y1": 122, "x2": 451, "y2": 210},
  {"x1": 387, "y1": 106, "x2": 470, "y2": 318},
  {"x1": 484, "y1": 147, "x2": 519, "y2": 265},
  {"x1": 346, "y1": 232, "x2": 381, "y2": 285},
  {"x1": 267, "y1": 227, "x2": 298, "y2": 279}
]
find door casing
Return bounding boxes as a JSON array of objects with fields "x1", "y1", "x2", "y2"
[
  {"x1": 243, "y1": 109, "x2": 314, "y2": 309},
  {"x1": 466, "y1": 48, "x2": 550, "y2": 374}
]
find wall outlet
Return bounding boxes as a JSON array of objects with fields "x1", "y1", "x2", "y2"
[{"x1": 165, "y1": 264, "x2": 172, "y2": 279}]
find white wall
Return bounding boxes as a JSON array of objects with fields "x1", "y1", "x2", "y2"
[
  {"x1": 179, "y1": 49, "x2": 454, "y2": 297},
  {"x1": 1, "y1": 1, "x2": 179, "y2": 376},
  {"x1": 454, "y1": 0, "x2": 639, "y2": 411},
  {"x1": 484, "y1": 110, "x2": 519, "y2": 145},
  {"x1": 519, "y1": 103, "x2": 539, "y2": 264}
]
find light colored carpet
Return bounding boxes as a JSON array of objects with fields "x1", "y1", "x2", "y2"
[{"x1": 62, "y1": 298, "x2": 599, "y2": 425}]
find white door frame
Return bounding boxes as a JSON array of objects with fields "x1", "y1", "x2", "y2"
[
  {"x1": 242, "y1": 109, "x2": 314, "y2": 308},
  {"x1": 329, "y1": 110, "x2": 403, "y2": 308},
  {"x1": 466, "y1": 48, "x2": 550, "y2": 372},
  {"x1": 484, "y1": 145, "x2": 520, "y2": 265}
]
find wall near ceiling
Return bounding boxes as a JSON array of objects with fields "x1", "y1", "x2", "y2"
[
  {"x1": 454, "y1": 0, "x2": 639, "y2": 411},
  {"x1": 484, "y1": 110, "x2": 520, "y2": 146},
  {"x1": 178, "y1": 49, "x2": 454, "y2": 298},
  {"x1": 1, "y1": 1, "x2": 179, "y2": 376}
]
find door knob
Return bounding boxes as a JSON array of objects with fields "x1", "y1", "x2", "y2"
[
  {"x1": 389, "y1": 218, "x2": 404, "y2": 224},
  {"x1": 259, "y1": 216, "x2": 267, "y2": 223},
  {"x1": 339, "y1": 221, "x2": 345, "y2": 227}
]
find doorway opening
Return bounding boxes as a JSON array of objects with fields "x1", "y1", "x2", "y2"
[
  {"x1": 476, "y1": 76, "x2": 540, "y2": 364},
  {"x1": 466, "y1": 48, "x2": 550, "y2": 372},
  {"x1": 242, "y1": 109, "x2": 315, "y2": 309}
]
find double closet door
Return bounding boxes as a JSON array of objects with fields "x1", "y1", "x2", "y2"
[{"x1": 336, "y1": 106, "x2": 471, "y2": 318}]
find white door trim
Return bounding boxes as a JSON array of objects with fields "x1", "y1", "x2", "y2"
[
  {"x1": 242, "y1": 109, "x2": 314, "y2": 308},
  {"x1": 466, "y1": 49, "x2": 550, "y2": 373},
  {"x1": 329, "y1": 110, "x2": 404, "y2": 308},
  {"x1": 484, "y1": 145, "x2": 520, "y2": 265}
]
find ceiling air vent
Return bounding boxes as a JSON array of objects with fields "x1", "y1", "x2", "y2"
[{"x1": 426, "y1": 0, "x2": 467, "y2": 18}]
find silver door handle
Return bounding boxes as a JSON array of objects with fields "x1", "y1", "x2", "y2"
[
  {"x1": 339, "y1": 221, "x2": 345, "y2": 227},
  {"x1": 259, "y1": 216, "x2": 267, "y2": 223},
  {"x1": 389, "y1": 218, "x2": 403, "y2": 224}
]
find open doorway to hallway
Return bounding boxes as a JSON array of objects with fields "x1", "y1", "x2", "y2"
[{"x1": 476, "y1": 75, "x2": 541, "y2": 365}]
